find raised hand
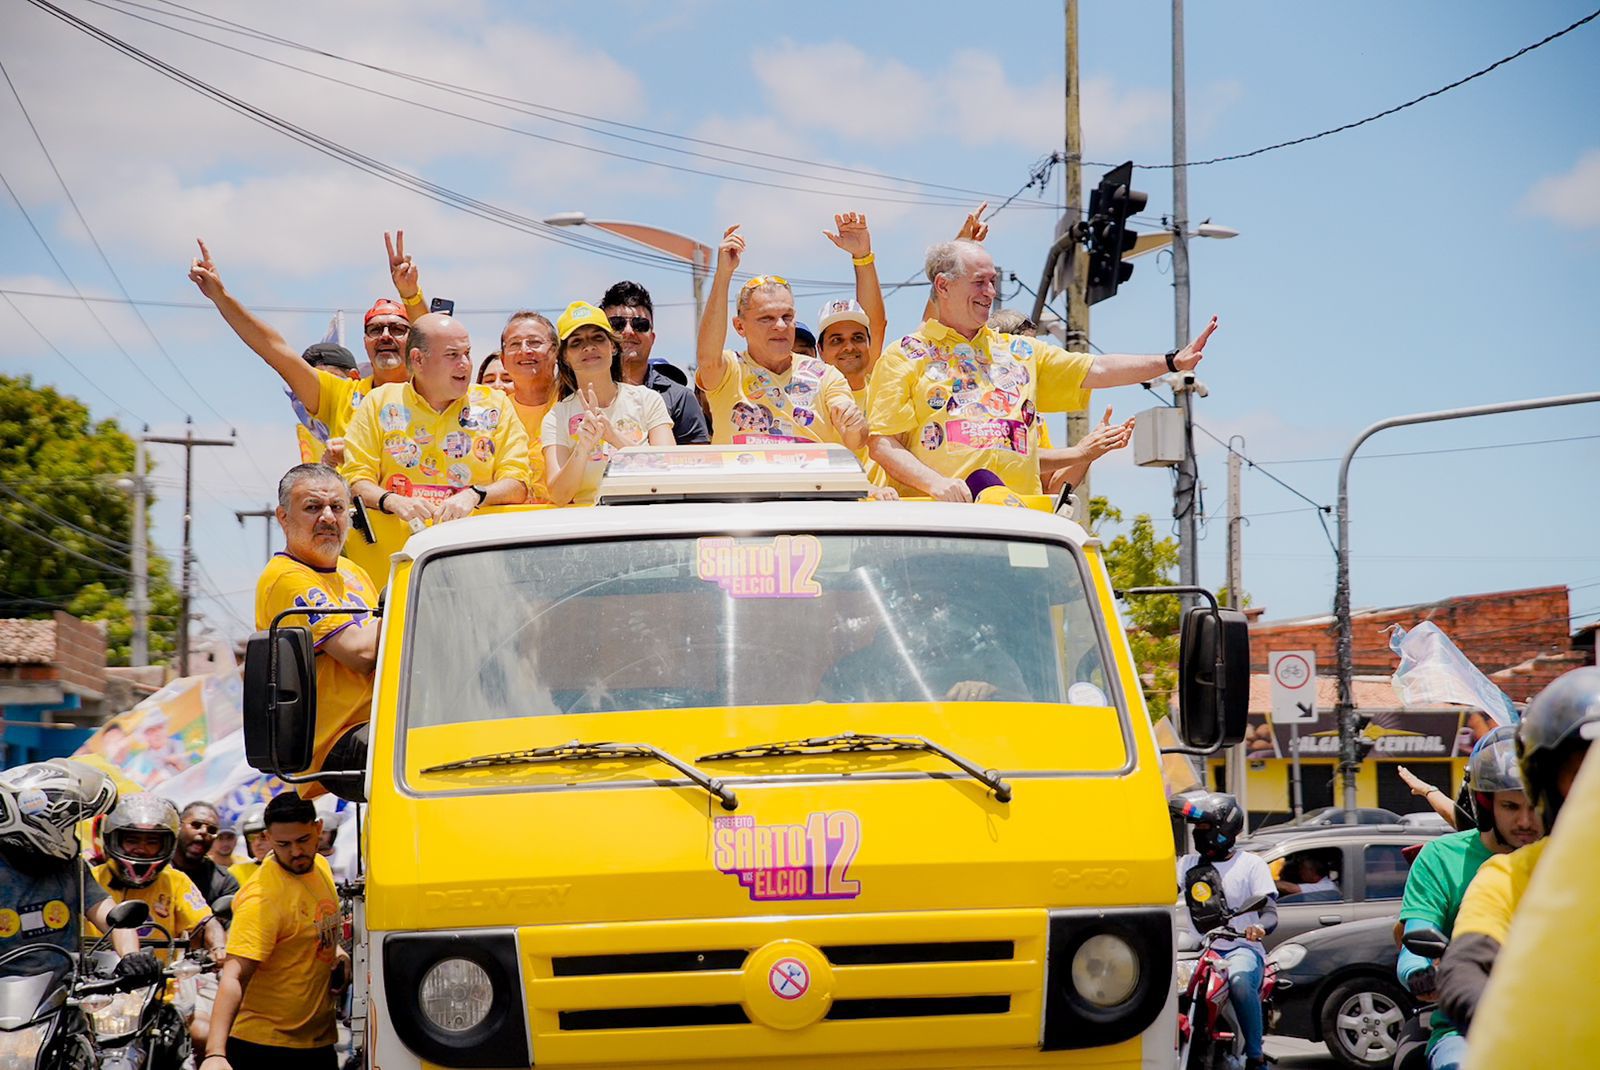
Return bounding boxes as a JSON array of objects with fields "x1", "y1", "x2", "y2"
[
  {"x1": 187, "y1": 239, "x2": 224, "y2": 301},
  {"x1": 823, "y1": 212, "x2": 872, "y2": 260},
  {"x1": 1173, "y1": 315, "x2": 1218, "y2": 371},
  {"x1": 1078, "y1": 406, "x2": 1135, "y2": 461},
  {"x1": 956, "y1": 201, "x2": 990, "y2": 243},
  {"x1": 385, "y1": 230, "x2": 419, "y2": 302},
  {"x1": 575, "y1": 384, "x2": 614, "y2": 454},
  {"x1": 715, "y1": 224, "x2": 744, "y2": 276}
]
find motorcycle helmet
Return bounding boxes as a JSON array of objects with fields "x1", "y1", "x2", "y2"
[
  {"x1": 103, "y1": 794, "x2": 181, "y2": 888},
  {"x1": 239, "y1": 803, "x2": 268, "y2": 859},
  {"x1": 1186, "y1": 792, "x2": 1245, "y2": 862},
  {"x1": 1467, "y1": 725, "x2": 1526, "y2": 836},
  {"x1": 0, "y1": 759, "x2": 119, "y2": 860},
  {"x1": 1517, "y1": 667, "x2": 1600, "y2": 832}
]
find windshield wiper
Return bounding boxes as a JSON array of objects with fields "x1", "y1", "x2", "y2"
[
  {"x1": 699, "y1": 732, "x2": 1011, "y2": 803},
  {"x1": 422, "y1": 740, "x2": 738, "y2": 811}
]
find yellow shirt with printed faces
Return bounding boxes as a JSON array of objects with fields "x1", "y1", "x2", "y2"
[
  {"x1": 340, "y1": 381, "x2": 534, "y2": 579},
  {"x1": 225, "y1": 854, "x2": 340, "y2": 1049},
  {"x1": 508, "y1": 396, "x2": 553, "y2": 503},
  {"x1": 851, "y1": 383, "x2": 887, "y2": 487},
  {"x1": 866, "y1": 319, "x2": 1092, "y2": 495},
  {"x1": 254, "y1": 553, "x2": 377, "y2": 789},
  {"x1": 86, "y1": 863, "x2": 210, "y2": 952},
  {"x1": 706, "y1": 350, "x2": 857, "y2": 446}
]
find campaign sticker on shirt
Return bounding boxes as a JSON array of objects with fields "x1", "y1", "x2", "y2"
[
  {"x1": 379, "y1": 403, "x2": 410, "y2": 433},
  {"x1": 412, "y1": 427, "x2": 434, "y2": 447},
  {"x1": 0, "y1": 909, "x2": 19, "y2": 939},
  {"x1": 731, "y1": 402, "x2": 775, "y2": 435},
  {"x1": 41, "y1": 901, "x2": 70, "y2": 930},
  {"x1": 925, "y1": 385, "x2": 949, "y2": 411},
  {"x1": 613, "y1": 416, "x2": 644, "y2": 445},
  {"x1": 981, "y1": 389, "x2": 1018, "y2": 416},
  {"x1": 920, "y1": 422, "x2": 945, "y2": 450},
  {"x1": 792, "y1": 406, "x2": 816, "y2": 428},
  {"x1": 1010, "y1": 337, "x2": 1035, "y2": 358},
  {"x1": 952, "y1": 343, "x2": 975, "y2": 361},
  {"x1": 446, "y1": 463, "x2": 472, "y2": 487},
  {"x1": 697, "y1": 534, "x2": 823, "y2": 599},
  {"x1": 473, "y1": 437, "x2": 495, "y2": 461},
  {"x1": 990, "y1": 360, "x2": 1029, "y2": 392},
  {"x1": 442, "y1": 431, "x2": 471, "y2": 459},
  {"x1": 1021, "y1": 400, "x2": 1037, "y2": 427},
  {"x1": 420, "y1": 457, "x2": 441, "y2": 480},
  {"x1": 924, "y1": 361, "x2": 951, "y2": 381},
  {"x1": 946, "y1": 418, "x2": 1028, "y2": 454}
]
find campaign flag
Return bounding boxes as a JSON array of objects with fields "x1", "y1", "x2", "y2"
[
  {"x1": 1389, "y1": 621, "x2": 1518, "y2": 725},
  {"x1": 150, "y1": 728, "x2": 287, "y2": 830},
  {"x1": 74, "y1": 675, "x2": 243, "y2": 789}
]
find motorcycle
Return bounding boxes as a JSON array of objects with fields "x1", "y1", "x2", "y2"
[
  {"x1": 1393, "y1": 925, "x2": 1450, "y2": 1070},
  {"x1": 1177, "y1": 893, "x2": 1282, "y2": 1070},
  {"x1": 82, "y1": 896, "x2": 232, "y2": 1070},
  {"x1": 0, "y1": 901, "x2": 151, "y2": 1070}
]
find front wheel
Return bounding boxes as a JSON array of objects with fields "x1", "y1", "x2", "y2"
[{"x1": 1319, "y1": 976, "x2": 1409, "y2": 1069}]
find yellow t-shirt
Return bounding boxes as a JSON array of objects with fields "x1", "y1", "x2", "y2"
[
  {"x1": 509, "y1": 396, "x2": 554, "y2": 503},
  {"x1": 1451, "y1": 837, "x2": 1548, "y2": 946},
  {"x1": 851, "y1": 383, "x2": 887, "y2": 487},
  {"x1": 225, "y1": 854, "x2": 340, "y2": 1049},
  {"x1": 253, "y1": 553, "x2": 377, "y2": 789},
  {"x1": 340, "y1": 381, "x2": 534, "y2": 579},
  {"x1": 706, "y1": 350, "x2": 857, "y2": 446},
  {"x1": 313, "y1": 371, "x2": 374, "y2": 442},
  {"x1": 229, "y1": 861, "x2": 262, "y2": 888},
  {"x1": 866, "y1": 319, "x2": 1092, "y2": 495},
  {"x1": 86, "y1": 863, "x2": 210, "y2": 951}
]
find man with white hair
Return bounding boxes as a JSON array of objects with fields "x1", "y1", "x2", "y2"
[{"x1": 867, "y1": 238, "x2": 1217, "y2": 500}]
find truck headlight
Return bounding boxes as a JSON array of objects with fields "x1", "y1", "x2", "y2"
[
  {"x1": 1268, "y1": 942, "x2": 1307, "y2": 971},
  {"x1": 1070, "y1": 933, "x2": 1139, "y2": 1007},
  {"x1": 420, "y1": 958, "x2": 494, "y2": 1033}
]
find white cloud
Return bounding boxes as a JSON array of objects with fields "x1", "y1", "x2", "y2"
[{"x1": 1520, "y1": 150, "x2": 1600, "y2": 229}]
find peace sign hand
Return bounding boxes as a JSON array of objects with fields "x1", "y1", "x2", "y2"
[
  {"x1": 715, "y1": 224, "x2": 744, "y2": 275},
  {"x1": 956, "y1": 201, "x2": 990, "y2": 243},
  {"x1": 187, "y1": 239, "x2": 224, "y2": 301},
  {"x1": 824, "y1": 212, "x2": 872, "y2": 260},
  {"x1": 1172, "y1": 315, "x2": 1218, "y2": 371},
  {"x1": 384, "y1": 230, "x2": 420, "y2": 303},
  {"x1": 577, "y1": 385, "x2": 616, "y2": 453}
]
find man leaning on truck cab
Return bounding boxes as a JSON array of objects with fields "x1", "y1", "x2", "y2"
[
  {"x1": 255, "y1": 464, "x2": 379, "y2": 800},
  {"x1": 866, "y1": 236, "x2": 1219, "y2": 500}
]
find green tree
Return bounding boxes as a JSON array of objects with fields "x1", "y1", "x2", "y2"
[
  {"x1": 0, "y1": 375, "x2": 178, "y2": 665},
  {"x1": 1091, "y1": 496, "x2": 1181, "y2": 718}
]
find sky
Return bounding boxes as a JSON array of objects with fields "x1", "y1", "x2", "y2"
[{"x1": 1, "y1": 0, "x2": 1597, "y2": 646}]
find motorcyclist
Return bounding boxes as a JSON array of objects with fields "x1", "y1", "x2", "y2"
[
  {"x1": 0, "y1": 759, "x2": 156, "y2": 979},
  {"x1": 1437, "y1": 666, "x2": 1599, "y2": 1035},
  {"x1": 227, "y1": 805, "x2": 269, "y2": 888},
  {"x1": 90, "y1": 794, "x2": 226, "y2": 962},
  {"x1": 1394, "y1": 724, "x2": 1541, "y2": 1070},
  {"x1": 1173, "y1": 792, "x2": 1276, "y2": 1070}
]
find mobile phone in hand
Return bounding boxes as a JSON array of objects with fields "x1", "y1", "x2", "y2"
[{"x1": 429, "y1": 297, "x2": 455, "y2": 315}]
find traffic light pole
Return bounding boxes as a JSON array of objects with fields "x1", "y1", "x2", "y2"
[
  {"x1": 1171, "y1": 0, "x2": 1200, "y2": 602},
  {"x1": 1062, "y1": 0, "x2": 1091, "y2": 521},
  {"x1": 1333, "y1": 390, "x2": 1600, "y2": 812}
]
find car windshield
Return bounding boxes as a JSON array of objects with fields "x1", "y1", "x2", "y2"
[{"x1": 403, "y1": 533, "x2": 1113, "y2": 727}]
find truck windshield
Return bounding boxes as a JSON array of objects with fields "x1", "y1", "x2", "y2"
[{"x1": 404, "y1": 533, "x2": 1113, "y2": 728}]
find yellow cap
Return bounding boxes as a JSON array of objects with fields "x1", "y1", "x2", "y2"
[{"x1": 556, "y1": 301, "x2": 618, "y2": 342}]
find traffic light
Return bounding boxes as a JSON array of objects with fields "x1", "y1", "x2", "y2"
[{"x1": 1085, "y1": 161, "x2": 1148, "y2": 305}]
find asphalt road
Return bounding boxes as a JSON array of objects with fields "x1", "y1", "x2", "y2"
[{"x1": 1264, "y1": 1036, "x2": 1341, "y2": 1067}]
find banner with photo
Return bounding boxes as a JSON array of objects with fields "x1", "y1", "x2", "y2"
[{"x1": 74, "y1": 675, "x2": 244, "y2": 789}]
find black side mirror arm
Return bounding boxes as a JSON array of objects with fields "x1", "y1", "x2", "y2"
[
  {"x1": 1116, "y1": 585, "x2": 1230, "y2": 756},
  {"x1": 264, "y1": 604, "x2": 380, "y2": 784}
]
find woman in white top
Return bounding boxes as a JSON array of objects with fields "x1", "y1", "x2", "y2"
[{"x1": 542, "y1": 301, "x2": 673, "y2": 505}]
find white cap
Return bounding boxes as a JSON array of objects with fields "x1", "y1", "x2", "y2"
[{"x1": 816, "y1": 298, "x2": 870, "y2": 341}]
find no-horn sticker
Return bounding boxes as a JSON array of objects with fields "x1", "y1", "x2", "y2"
[{"x1": 769, "y1": 957, "x2": 810, "y2": 1000}]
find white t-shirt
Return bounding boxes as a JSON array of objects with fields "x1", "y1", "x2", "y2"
[
  {"x1": 540, "y1": 383, "x2": 672, "y2": 504},
  {"x1": 1176, "y1": 850, "x2": 1275, "y2": 955}
]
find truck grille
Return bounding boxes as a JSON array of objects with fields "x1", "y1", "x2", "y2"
[{"x1": 521, "y1": 910, "x2": 1044, "y2": 1063}]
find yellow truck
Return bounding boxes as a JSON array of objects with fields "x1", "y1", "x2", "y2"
[{"x1": 245, "y1": 445, "x2": 1248, "y2": 1069}]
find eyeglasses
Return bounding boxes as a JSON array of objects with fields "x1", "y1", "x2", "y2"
[
  {"x1": 607, "y1": 315, "x2": 652, "y2": 333},
  {"x1": 365, "y1": 322, "x2": 411, "y2": 338},
  {"x1": 502, "y1": 338, "x2": 551, "y2": 353},
  {"x1": 741, "y1": 275, "x2": 789, "y2": 290}
]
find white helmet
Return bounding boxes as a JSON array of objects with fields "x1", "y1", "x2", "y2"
[
  {"x1": 103, "y1": 794, "x2": 180, "y2": 888},
  {"x1": 0, "y1": 759, "x2": 119, "y2": 860}
]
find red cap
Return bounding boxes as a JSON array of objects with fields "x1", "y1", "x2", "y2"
[{"x1": 364, "y1": 298, "x2": 406, "y2": 325}]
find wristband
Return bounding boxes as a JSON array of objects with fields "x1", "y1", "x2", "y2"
[
  {"x1": 377, "y1": 491, "x2": 393, "y2": 515},
  {"x1": 402, "y1": 291, "x2": 425, "y2": 307},
  {"x1": 470, "y1": 485, "x2": 488, "y2": 506},
  {"x1": 851, "y1": 252, "x2": 875, "y2": 267},
  {"x1": 1164, "y1": 349, "x2": 1180, "y2": 373}
]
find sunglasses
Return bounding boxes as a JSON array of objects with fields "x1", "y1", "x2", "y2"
[
  {"x1": 365, "y1": 322, "x2": 411, "y2": 338},
  {"x1": 741, "y1": 274, "x2": 789, "y2": 290},
  {"x1": 607, "y1": 315, "x2": 653, "y2": 333}
]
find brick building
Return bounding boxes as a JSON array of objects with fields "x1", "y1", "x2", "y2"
[{"x1": 0, "y1": 612, "x2": 109, "y2": 764}]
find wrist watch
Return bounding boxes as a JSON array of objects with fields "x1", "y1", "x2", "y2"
[
  {"x1": 469, "y1": 485, "x2": 488, "y2": 506},
  {"x1": 1164, "y1": 349, "x2": 1180, "y2": 373}
]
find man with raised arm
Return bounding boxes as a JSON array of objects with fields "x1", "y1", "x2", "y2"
[
  {"x1": 188, "y1": 240, "x2": 411, "y2": 465},
  {"x1": 867, "y1": 236, "x2": 1216, "y2": 500},
  {"x1": 695, "y1": 223, "x2": 867, "y2": 450}
]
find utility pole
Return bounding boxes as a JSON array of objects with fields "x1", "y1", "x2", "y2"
[
  {"x1": 1062, "y1": 0, "x2": 1091, "y2": 521},
  {"x1": 235, "y1": 506, "x2": 276, "y2": 565},
  {"x1": 145, "y1": 419, "x2": 233, "y2": 675},
  {"x1": 1171, "y1": 0, "x2": 1201, "y2": 597},
  {"x1": 129, "y1": 427, "x2": 150, "y2": 668},
  {"x1": 1225, "y1": 439, "x2": 1247, "y2": 827}
]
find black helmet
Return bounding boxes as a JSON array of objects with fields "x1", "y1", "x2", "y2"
[
  {"x1": 1185, "y1": 792, "x2": 1245, "y2": 862},
  {"x1": 1467, "y1": 725, "x2": 1525, "y2": 835},
  {"x1": 1516, "y1": 667, "x2": 1600, "y2": 832}
]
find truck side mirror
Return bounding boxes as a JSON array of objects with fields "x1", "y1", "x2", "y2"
[
  {"x1": 243, "y1": 626, "x2": 317, "y2": 776},
  {"x1": 1178, "y1": 605, "x2": 1250, "y2": 751}
]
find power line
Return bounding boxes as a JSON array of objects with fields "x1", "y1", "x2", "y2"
[
  {"x1": 1253, "y1": 433, "x2": 1600, "y2": 466},
  {"x1": 0, "y1": 511, "x2": 137, "y2": 579},
  {"x1": 0, "y1": 287, "x2": 708, "y2": 314},
  {"x1": 1089, "y1": 8, "x2": 1600, "y2": 170},
  {"x1": 0, "y1": 291, "x2": 147, "y2": 423},
  {"x1": 0, "y1": 483, "x2": 132, "y2": 555},
  {"x1": 1191, "y1": 422, "x2": 1337, "y2": 554},
  {"x1": 1452, "y1": 606, "x2": 1600, "y2": 642}
]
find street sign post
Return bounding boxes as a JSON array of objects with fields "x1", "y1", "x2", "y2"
[{"x1": 1270, "y1": 650, "x2": 1317, "y2": 820}]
